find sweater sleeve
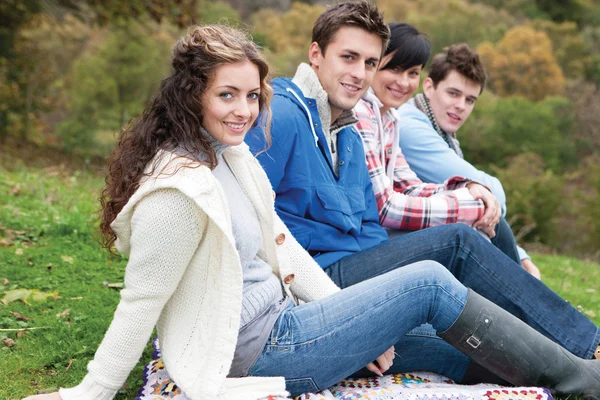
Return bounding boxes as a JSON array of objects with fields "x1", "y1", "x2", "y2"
[{"x1": 59, "y1": 189, "x2": 205, "y2": 400}]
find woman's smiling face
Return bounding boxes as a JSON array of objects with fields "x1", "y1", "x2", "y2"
[
  {"x1": 201, "y1": 60, "x2": 261, "y2": 146},
  {"x1": 372, "y1": 53, "x2": 423, "y2": 114}
]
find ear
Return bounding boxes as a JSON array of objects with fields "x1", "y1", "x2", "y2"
[
  {"x1": 422, "y1": 77, "x2": 435, "y2": 96},
  {"x1": 308, "y1": 42, "x2": 323, "y2": 67}
]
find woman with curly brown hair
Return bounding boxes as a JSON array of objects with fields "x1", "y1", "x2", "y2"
[{"x1": 23, "y1": 19, "x2": 599, "y2": 400}]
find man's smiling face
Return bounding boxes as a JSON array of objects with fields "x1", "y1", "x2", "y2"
[
  {"x1": 309, "y1": 26, "x2": 383, "y2": 122},
  {"x1": 423, "y1": 69, "x2": 481, "y2": 134}
]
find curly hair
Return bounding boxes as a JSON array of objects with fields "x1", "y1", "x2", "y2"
[
  {"x1": 428, "y1": 43, "x2": 486, "y2": 93},
  {"x1": 99, "y1": 25, "x2": 273, "y2": 250}
]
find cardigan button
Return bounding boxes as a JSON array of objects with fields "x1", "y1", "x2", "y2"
[
  {"x1": 272, "y1": 190, "x2": 276, "y2": 200},
  {"x1": 284, "y1": 274, "x2": 295, "y2": 284},
  {"x1": 275, "y1": 233, "x2": 286, "y2": 245}
]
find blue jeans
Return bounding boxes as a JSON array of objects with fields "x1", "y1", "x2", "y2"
[
  {"x1": 325, "y1": 223, "x2": 600, "y2": 360},
  {"x1": 248, "y1": 261, "x2": 469, "y2": 396},
  {"x1": 491, "y1": 217, "x2": 520, "y2": 264}
]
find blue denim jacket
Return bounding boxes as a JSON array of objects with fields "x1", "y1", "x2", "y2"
[{"x1": 245, "y1": 78, "x2": 387, "y2": 268}]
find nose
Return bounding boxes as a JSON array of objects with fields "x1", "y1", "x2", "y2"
[
  {"x1": 396, "y1": 72, "x2": 409, "y2": 88},
  {"x1": 454, "y1": 96, "x2": 466, "y2": 111},
  {"x1": 233, "y1": 99, "x2": 252, "y2": 119},
  {"x1": 350, "y1": 62, "x2": 366, "y2": 81}
]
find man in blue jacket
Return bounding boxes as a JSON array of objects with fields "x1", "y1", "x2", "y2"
[
  {"x1": 245, "y1": 0, "x2": 600, "y2": 376},
  {"x1": 396, "y1": 43, "x2": 541, "y2": 279}
]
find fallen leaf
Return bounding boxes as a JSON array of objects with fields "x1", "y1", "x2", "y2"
[
  {"x1": 9, "y1": 185, "x2": 21, "y2": 195},
  {"x1": 1, "y1": 278, "x2": 8, "y2": 286},
  {"x1": 11, "y1": 312, "x2": 30, "y2": 321},
  {"x1": 585, "y1": 288, "x2": 596, "y2": 293},
  {"x1": 70, "y1": 297, "x2": 83, "y2": 300},
  {"x1": 56, "y1": 309, "x2": 70, "y2": 318},
  {"x1": 65, "y1": 359, "x2": 73, "y2": 372},
  {"x1": 585, "y1": 310, "x2": 597, "y2": 318},
  {"x1": 1, "y1": 299, "x2": 8, "y2": 306},
  {"x1": 61, "y1": 255, "x2": 74, "y2": 264},
  {"x1": 0, "y1": 239, "x2": 10, "y2": 247},
  {"x1": 15, "y1": 248, "x2": 23, "y2": 255},
  {"x1": 103, "y1": 281, "x2": 124, "y2": 289},
  {"x1": 2, "y1": 288, "x2": 59, "y2": 304},
  {"x1": 16, "y1": 330, "x2": 26, "y2": 338},
  {"x1": 2, "y1": 337, "x2": 15, "y2": 348}
]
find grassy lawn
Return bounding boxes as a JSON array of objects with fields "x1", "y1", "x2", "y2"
[{"x1": 1, "y1": 160, "x2": 599, "y2": 400}]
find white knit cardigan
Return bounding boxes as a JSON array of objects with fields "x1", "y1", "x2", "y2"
[{"x1": 59, "y1": 144, "x2": 341, "y2": 400}]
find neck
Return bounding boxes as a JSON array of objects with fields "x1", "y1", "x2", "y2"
[
  {"x1": 198, "y1": 126, "x2": 229, "y2": 161},
  {"x1": 380, "y1": 105, "x2": 390, "y2": 115},
  {"x1": 330, "y1": 106, "x2": 343, "y2": 125}
]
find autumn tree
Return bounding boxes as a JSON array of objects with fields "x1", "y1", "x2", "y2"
[
  {"x1": 250, "y1": 2, "x2": 325, "y2": 77},
  {"x1": 478, "y1": 26, "x2": 565, "y2": 101},
  {"x1": 378, "y1": 0, "x2": 518, "y2": 56},
  {"x1": 530, "y1": 20, "x2": 592, "y2": 79}
]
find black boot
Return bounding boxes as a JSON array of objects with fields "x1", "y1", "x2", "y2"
[
  {"x1": 439, "y1": 290, "x2": 600, "y2": 399},
  {"x1": 461, "y1": 361, "x2": 510, "y2": 386}
]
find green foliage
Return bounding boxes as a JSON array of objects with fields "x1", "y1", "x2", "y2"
[
  {"x1": 534, "y1": 0, "x2": 597, "y2": 26},
  {"x1": 251, "y1": 3, "x2": 325, "y2": 77},
  {"x1": 58, "y1": 19, "x2": 174, "y2": 152},
  {"x1": 530, "y1": 20, "x2": 592, "y2": 79},
  {"x1": 469, "y1": 0, "x2": 546, "y2": 20},
  {"x1": 379, "y1": 0, "x2": 519, "y2": 56},
  {"x1": 198, "y1": 1, "x2": 241, "y2": 24},
  {"x1": 492, "y1": 153, "x2": 564, "y2": 246},
  {"x1": 461, "y1": 95, "x2": 576, "y2": 171},
  {"x1": 572, "y1": 155, "x2": 600, "y2": 256}
]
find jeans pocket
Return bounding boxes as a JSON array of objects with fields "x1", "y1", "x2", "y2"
[
  {"x1": 285, "y1": 377, "x2": 319, "y2": 396},
  {"x1": 271, "y1": 309, "x2": 294, "y2": 346}
]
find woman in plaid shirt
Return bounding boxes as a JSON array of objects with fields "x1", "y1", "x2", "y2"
[{"x1": 354, "y1": 23, "x2": 531, "y2": 270}]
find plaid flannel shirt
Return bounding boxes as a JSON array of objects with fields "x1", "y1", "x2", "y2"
[{"x1": 355, "y1": 97, "x2": 485, "y2": 231}]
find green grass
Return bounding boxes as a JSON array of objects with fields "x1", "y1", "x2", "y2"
[{"x1": 1, "y1": 163, "x2": 599, "y2": 399}]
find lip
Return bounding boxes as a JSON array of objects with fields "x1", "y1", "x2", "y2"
[
  {"x1": 223, "y1": 121, "x2": 248, "y2": 134},
  {"x1": 387, "y1": 86, "x2": 408, "y2": 99},
  {"x1": 341, "y1": 82, "x2": 362, "y2": 96},
  {"x1": 447, "y1": 112, "x2": 462, "y2": 124}
]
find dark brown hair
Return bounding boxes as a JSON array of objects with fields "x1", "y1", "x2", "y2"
[
  {"x1": 99, "y1": 25, "x2": 273, "y2": 250},
  {"x1": 428, "y1": 43, "x2": 487, "y2": 93},
  {"x1": 311, "y1": 0, "x2": 390, "y2": 56}
]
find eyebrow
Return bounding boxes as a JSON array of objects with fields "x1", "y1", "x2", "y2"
[{"x1": 215, "y1": 85, "x2": 261, "y2": 92}]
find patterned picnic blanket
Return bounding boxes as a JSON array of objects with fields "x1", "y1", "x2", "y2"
[{"x1": 136, "y1": 338, "x2": 553, "y2": 400}]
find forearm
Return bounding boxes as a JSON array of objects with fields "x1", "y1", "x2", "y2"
[{"x1": 379, "y1": 188, "x2": 484, "y2": 230}]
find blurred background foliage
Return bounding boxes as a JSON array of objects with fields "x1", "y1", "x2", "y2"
[{"x1": 1, "y1": 0, "x2": 599, "y2": 258}]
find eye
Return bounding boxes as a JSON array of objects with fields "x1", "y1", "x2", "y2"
[
  {"x1": 448, "y1": 91, "x2": 457, "y2": 97},
  {"x1": 466, "y1": 98, "x2": 476, "y2": 105},
  {"x1": 248, "y1": 92, "x2": 260, "y2": 100},
  {"x1": 219, "y1": 92, "x2": 233, "y2": 100},
  {"x1": 409, "y1": 70, "x2": 420, "y2": 77},
  {"x1": 366, "y1": 60, "x2": 377, "y2": 68},
  {"x1": 342, "y1": 54, "x2": 354, "y2": 61}
]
